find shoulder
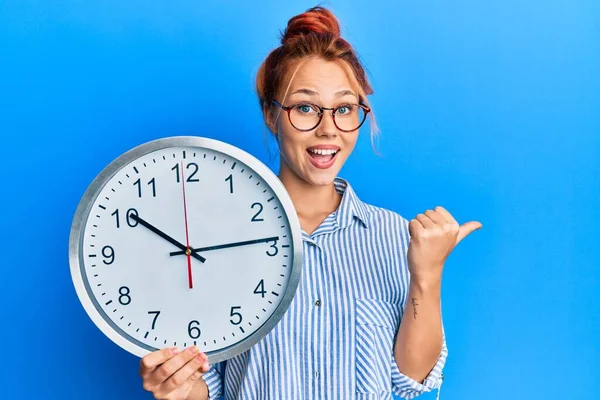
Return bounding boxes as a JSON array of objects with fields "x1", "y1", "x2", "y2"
[
  {"x1": 363, "y1": 202, "x2": 410, "y2": 232},
  {"x1": 335, "y1": 176, "x2": 412, "y2": 235}
]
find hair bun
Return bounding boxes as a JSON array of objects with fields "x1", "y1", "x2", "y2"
[{"x1": 281, "y1": 6, "x2": 341, "y2": 45}]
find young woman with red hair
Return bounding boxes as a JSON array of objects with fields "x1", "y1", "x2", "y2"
[{"x1": 139, "y1": 5, "x2": 481, "y2": 400}]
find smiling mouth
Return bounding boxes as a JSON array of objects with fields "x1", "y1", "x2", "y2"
[
  {"x1": 306, "y1": 148, "x2": 339, "y2": 162},
  {"x1": 306, "y1": 148, "x2": 340, "y2": 169}
]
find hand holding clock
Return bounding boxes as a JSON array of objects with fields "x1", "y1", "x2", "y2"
[{"x1": 140, "y1": 346, "x2": 210, "y2": 400}]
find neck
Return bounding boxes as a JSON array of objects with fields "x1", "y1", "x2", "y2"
[{"x1": 278, "y1": 163, "x2": 341, "y2": 220}]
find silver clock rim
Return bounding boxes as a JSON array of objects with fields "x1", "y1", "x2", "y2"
[{"x1": 68, "y1": 136, "x2": 304, "y2": 363}]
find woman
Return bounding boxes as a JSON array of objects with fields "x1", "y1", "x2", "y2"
[{"x1": 139, "y1": 6, "x2": 481, "y2": 400}]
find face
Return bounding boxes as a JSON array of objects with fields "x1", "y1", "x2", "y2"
[{"x1": 267, "y1": 57, "x2": 362, "y2": 187}]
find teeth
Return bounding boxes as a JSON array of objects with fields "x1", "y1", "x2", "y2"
[{"x1": 309, "y1": 148, "x2": 338, "y2": 155}]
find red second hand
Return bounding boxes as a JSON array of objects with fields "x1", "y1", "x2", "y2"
[{"x1": 180, "y1": 161, "x2": 193, "y2": 289}]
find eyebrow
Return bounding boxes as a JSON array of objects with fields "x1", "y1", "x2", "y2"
[{"x1": 291, "y1": 88, "x2": 357, "y2": 98}]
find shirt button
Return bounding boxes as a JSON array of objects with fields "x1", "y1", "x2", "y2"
[
  {"x1": 315, "y1": 299, "x2": 322, "y2": 307},
  {"x1": 314, "y1": 370, "x2": 320, "y2": 379}
]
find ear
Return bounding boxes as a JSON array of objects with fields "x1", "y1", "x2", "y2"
[{"x1": 263, "y1": 105, "x2": 278, "y2": 135}]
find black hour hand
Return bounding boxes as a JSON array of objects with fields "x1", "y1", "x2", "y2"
[{"x1": 128, "y1": 213, "x2": 206, "y2": 263}]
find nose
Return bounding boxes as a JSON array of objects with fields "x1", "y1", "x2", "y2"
[{"x1": 316, "y1": 110, "x2": 338, "y2": 137}]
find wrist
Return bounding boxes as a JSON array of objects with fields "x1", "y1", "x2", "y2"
[
  {"x1": 186, "y1": 376, "x2": 209, "y2": 400},
  {"x1": 409, "y1": 276, "x2": 442, "y2": 293}
]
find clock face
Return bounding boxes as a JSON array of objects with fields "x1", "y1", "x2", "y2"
[{"x1": 69, "y1": 137, "x2": 303, "y2": 362}]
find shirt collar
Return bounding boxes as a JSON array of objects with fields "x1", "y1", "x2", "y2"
[{"x1": 333, "y1": 177, "x2": 369, "y2": 230}]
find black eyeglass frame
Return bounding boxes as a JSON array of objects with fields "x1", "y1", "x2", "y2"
[{"x1": 272, "y1": 100, "x2": 371, "y2": 132}]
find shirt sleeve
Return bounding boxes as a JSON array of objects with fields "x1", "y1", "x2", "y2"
[
  {"x1": 201, "y1": 361, "x2": 226, "y2": 400},
  {"x1": 390, "y1": 327, "x2": 448, "y2": 399}
]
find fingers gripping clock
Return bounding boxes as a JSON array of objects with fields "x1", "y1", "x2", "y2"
[{"x1": 69, "y1": 136, "x2": 303, "y2": 363}]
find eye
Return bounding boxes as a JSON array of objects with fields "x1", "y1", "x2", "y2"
[
  {"x1": 336, "y1": 104, "x2": 354, "y2": 115},
  {"x1": 295, "y1": 103, "x2": 318, "y2": 114}
]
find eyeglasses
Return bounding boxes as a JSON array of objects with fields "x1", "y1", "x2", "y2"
[{"x1": 272, "y1": 100, "x2": 370, "y2": 132}]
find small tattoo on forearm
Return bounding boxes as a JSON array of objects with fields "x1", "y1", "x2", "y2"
[{"x1": 411, "y1": 298, "x2": 419, "y2": 320}]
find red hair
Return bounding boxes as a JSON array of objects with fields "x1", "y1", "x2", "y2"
[{"x1": 256, "y1": 6, "x2": 379, "y2": 146}]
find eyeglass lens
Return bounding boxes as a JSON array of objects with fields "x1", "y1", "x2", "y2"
[{"x1": 289, "y1": 103, "x2": 366, "y2": 131}]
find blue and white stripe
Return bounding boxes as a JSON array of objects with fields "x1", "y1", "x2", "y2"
[{"x1": 202, "y1": 177, "x2": 447, "y2": 399}]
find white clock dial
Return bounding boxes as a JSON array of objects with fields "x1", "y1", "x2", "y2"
[{"x1": 70, "y1": 137, "x2": 303, "y2": 362}]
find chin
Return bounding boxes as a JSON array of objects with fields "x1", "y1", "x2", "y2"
[
  {"x1": 300, "y1": 164, "x2": 341, "y2": 186},
  {"x1": 304, "y1": 174, "x2": 337, "y2": 187}
]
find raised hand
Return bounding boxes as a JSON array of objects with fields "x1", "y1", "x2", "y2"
[{"x1": 407, "y1": 206, "x2": 482, "y2": 284}]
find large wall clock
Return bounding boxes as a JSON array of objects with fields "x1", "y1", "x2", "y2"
[{"x1": 69, "y1": 136, "x2": 303, "y2": 363}]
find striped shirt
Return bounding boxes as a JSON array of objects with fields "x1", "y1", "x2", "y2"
[{"x1": 202, "y1": 177, "x2": 447, "y2": 399}]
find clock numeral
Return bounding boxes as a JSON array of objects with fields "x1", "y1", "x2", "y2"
[
  {"x1": 225, "y1": 174, "x2": 233, "y2": 194},
  {"x1": 254, "y1": 280, "x2": 266, "y2": 298},
  {"x1": 230, "y1": 306, "x2": 243, "y2": 325},
  {"x1": 172, "y1": 163, "x2": 199, "y2": 183},
  {"x1": 134, "y1": 178, "x2": 156, "y2": 198},
  {"x1": 187, "y1": 163, "x2": 199, "y2": 182},
  {"x1": 111, "y1": 208, "x2": 139, "y2": 228},
  {"x1": 266, "y1": 238, "x2": 278, "y2": 257},
  {"x1": 148, "y1": 311, "x2": 161, "y2": 330},
  {"x1": 251, "y1": 202, "x2": 264, "y2": 222},
  {"x1": 172, "y1": 164, "x2": 179, "y2": 182},
  {"x1": 188, "y1": 320, "x2": 201, "y2": 339},
  {"x1": 102, "y1": 245, "x2": 115, "y2": 265},
  {"x1": 118, "y1": 286, "x2": 131, "y2": 305}
]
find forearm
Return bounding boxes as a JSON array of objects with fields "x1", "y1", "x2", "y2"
[
  {"x1": 186, "y1": 378, "x2": 209, "y2": 400},
  {"x1": 394, "y1": 278, "x2": 443, "y2": 383}
]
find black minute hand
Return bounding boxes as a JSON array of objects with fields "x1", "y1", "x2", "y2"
[
  {"x1": 169, "y1": 236, "x2": 280, "y2": 256},
  {"x1": 129, "y1": 213, "x2": 206, "y2": 263}
]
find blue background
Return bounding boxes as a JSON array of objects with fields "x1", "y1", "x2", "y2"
[{"x1": 1, "y1": 0, "x2": 598, "y2": 399}]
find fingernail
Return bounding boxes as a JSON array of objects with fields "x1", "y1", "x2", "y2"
[
  {"x1": 188, "y1": 346, "x2": 199, "y2": 354},
  {"x1": 195, "y1": 354, "x2": 204, "y2": 363},
  {"x1": 171, "y1": 347, "x2": 180, "y2": 355}
]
